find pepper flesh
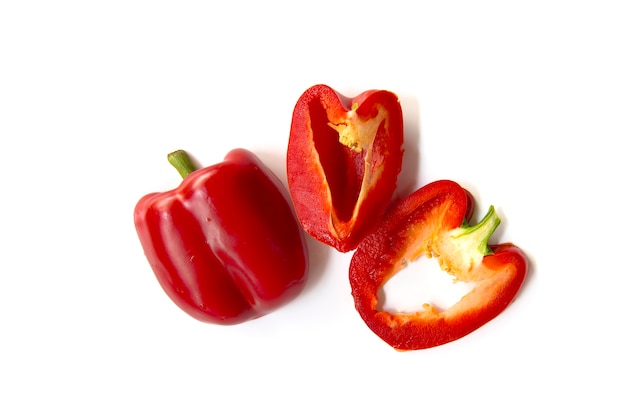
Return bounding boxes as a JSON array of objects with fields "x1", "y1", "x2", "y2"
[
  {"x1": 134, "y1": 149, "x2": 309, "y2": 325},
  {"x1": 287, "y1": 84, "x2": 404, "y2": 252},
  {"x1": 349, "y1": 180, "x2": 527, "y2": 350}
]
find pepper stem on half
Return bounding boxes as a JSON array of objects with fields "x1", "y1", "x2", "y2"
[
  {"x1": 432, "y1": 206, "x2": 501, "y2": 277},
  {"x1": 453, "y1": 205, "x2": 501, "y2": 256},
  {"x1": 168, "y1": 150, "x2": 198, "y2": 179}
]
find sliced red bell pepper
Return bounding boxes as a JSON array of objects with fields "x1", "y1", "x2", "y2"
[
  {"x1": 134, "y1": 149, "x2": 309, "y2": 325},
  {"x1": 349, "y1": 180, "x2": 527, "y2": 350},
  {"x1": 287, "y1": 84, "x2": 404, "y2": 252}
]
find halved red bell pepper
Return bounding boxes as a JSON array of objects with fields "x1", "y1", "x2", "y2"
[
  {"x1": 287, "y1": 84, "x2": 404, "y2": 252},
  {"x1": 349, "y1": 180, "x2": 527, "y2": 350},
  {"x1": 134, "y1": 149, "x2": 309, "y2": 325}
]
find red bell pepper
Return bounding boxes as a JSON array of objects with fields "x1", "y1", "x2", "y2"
[
  {"x1": 134, "y1": 149, "x2": 309, "y2": 325},
  {"x1": 287, "y1": 84, "x2": 404, "y2": 252},
  {"x1": 349, "y1": 180, "x2": 527, "y2": 350}
]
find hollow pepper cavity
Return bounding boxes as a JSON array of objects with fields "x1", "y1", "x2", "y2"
[
  {"x1": 134, "y1": 149, "x2": 309, "y2": 325},
  {"x1": 287, "y1": 84, "x2": 404, "y2": 252},
  {"x1": 349, "y1": 180, "x2": 527, "y2": 350}
]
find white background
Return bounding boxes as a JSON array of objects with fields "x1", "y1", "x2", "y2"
[{"x1": 2, "y1": 1, "x2": 625, "y2": 416}]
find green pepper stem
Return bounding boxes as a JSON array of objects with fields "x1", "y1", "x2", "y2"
[
  {"x1": 167, "y1": 150, "x2": 198, "y2": 179},
  {"x1": 453, "y1": 205, "x2": 501, "y2": 255}
]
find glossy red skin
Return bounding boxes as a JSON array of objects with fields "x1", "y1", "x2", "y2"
[
  {"x1": 134, "y1": 149, "x2": 309, "y2": 325},
  {"x1": 287, "y1": 84, "x2": 404, "y2": 252},
  {"x1": 349, "y1": 180, "x2": 527, "y2": 350}
]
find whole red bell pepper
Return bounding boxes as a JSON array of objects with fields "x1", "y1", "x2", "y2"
[
  {"x1": 134, "y1": 149, "x2": 309, "y2": 325},
  {"x1": 349, "y1": 180, "x2": 527, "y2": 350},
  {"x1": 287, "y1": 84, "x2": 404, "y2": 252}
]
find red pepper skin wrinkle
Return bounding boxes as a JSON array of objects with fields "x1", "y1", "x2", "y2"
[
  {"x1": 287, "y1": 84, "x2": 404, "y2": 252},
  {"x1": 349, "y1": 180, "x2": 527, "y2": 350},
  {"x1": 134, "y1": 149, "x2": 309, "y2": 325}
]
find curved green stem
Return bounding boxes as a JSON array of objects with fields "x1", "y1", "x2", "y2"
[
  {"x1": 167, "y1": 150, "x2": 198, "y2": 179},
  {"x1": 454, "y1": 205, "x2": 501, "y2": 255}
]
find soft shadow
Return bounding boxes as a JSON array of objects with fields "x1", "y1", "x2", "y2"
[
  {"x1": 299, "y1": 234, "x2": 333, "y2": 295},
  {"x1": 518, "y1": 249, "x2": 535, "y2": 299},
  {"x1": 254, "y1": 148, "x2": 290, "y2": 191},
  {"x1": 395, "y1": 95, "x2": 421, "y2": 200}
]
